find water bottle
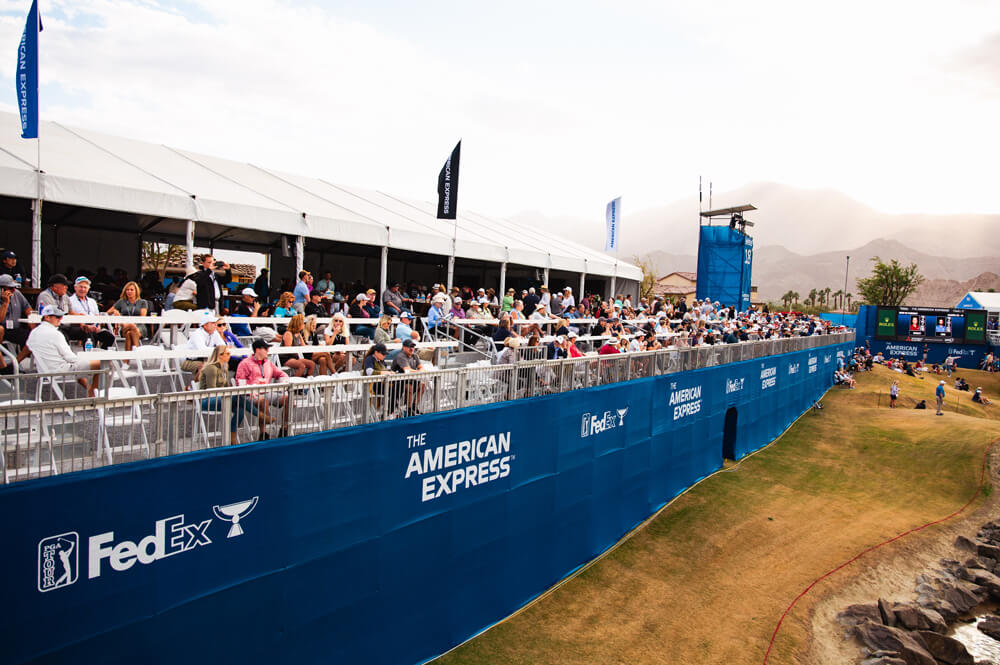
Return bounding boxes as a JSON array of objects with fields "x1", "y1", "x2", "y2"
[
  {"x1": 85, "y1": 338, "x2": 94, "y2": 352},
  {"x1": 15, "y1": 274, "x2": 22, "y2": 288}
]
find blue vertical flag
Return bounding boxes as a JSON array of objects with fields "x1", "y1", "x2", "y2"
[
  {"x1": 604, "y1": 197, "x2": 621, "y2": 253},
  {"x1": 17, "y1": 0, "x2": 42, "y2": 139}
]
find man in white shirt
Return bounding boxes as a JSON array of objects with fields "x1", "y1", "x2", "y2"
[
  {"x1": 67, "y1": 276, "x2": 115, "y2": 349},
  {"x1": 26, "y1": 306, "x2": 101, "y2": 397},
  {"x1": 181, "y1": 311, "x2": 226, "y2": 378}
]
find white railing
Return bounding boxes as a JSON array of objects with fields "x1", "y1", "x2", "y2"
[{"x1": 0, "y1": 332, "x2": 855, "y2": 484}]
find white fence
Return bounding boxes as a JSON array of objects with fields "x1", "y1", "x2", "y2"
[{"x1": 0, "y1": 332, "x2": 855, "y2": 484}]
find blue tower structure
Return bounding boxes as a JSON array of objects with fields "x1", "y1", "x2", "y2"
[{"x1": 696, "y1": 204, "x2": 756, "y2": 310}]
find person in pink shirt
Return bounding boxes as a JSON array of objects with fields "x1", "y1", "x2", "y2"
[{"x1": 235, "y1": 339, "x2": 290, "y2": 439}]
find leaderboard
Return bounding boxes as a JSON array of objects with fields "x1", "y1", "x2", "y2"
[{"x1": 874, "y1": 306, "x2": 986, "y2": 344}]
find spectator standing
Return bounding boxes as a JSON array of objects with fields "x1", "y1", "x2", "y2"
[
  {"x1": 293, "y1": 271, "x2": 313, "y2": 313},
  {"x1": 501, "y1": 288, "x2": 515, "y2": 312},
  {"x1": 935, "y1": 380, "x2": 946, "y2": 415},
  {"x1": 523, "y1": 287, "x2": 540, "y2": 316},
  {"x1": 253, "y1": 268, "x2": 270, "y2": 305},
  {"x1": 192, "y1": 254, "x2": 231, "y2": 311},
  {"x1": 889, "y1": 380, "x2": 899, "y2": 408}
]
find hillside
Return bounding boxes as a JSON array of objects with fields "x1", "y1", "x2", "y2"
[
  {"x1": 512, "y1": 182, "x2": 1000, "y2": 259},
  {"x1": 909, "y1": 272, "x2": 1000, "y2": 308}
]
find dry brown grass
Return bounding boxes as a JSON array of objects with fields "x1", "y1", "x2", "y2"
[{"x1": 434, "y1": 364, "x2": 1000, "y2": 665}]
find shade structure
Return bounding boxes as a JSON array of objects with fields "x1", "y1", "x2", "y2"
[{"x1": 0, "y1": 112, "x2": 640, "y2": 282}]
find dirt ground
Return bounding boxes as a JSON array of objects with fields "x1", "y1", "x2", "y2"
[{"x1": 436, "y1": 366, "x2": 1000, "y2": 665}]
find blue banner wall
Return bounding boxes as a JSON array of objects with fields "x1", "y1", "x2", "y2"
[
  {"x1": 2, "y1": 342, "x2": 851, "y2": 665},
  {"x1": 696, "y1": 225, "x2": 753, "y2": 310}
]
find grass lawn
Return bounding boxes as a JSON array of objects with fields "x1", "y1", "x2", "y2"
[{"x1": 434, "y1": 365, "x2": 1000, "y2": 665}]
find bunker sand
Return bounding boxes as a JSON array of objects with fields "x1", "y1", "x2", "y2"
[{"x1": 435, "y1": 366, "x2": 1000, "y2": 665}]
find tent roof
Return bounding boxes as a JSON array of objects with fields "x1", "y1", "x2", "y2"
[
  {"x1": 960, "y1": 292, "x2": 1000, "y2": 311},
  {"x1": 0, "y1": 112, "x2": 640, "y2": 281}
]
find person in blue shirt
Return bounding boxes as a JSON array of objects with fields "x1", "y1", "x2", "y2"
[
  {"x1": 426, "y1": 300, "x2": 446, "y2": 332},
  {"x1": 935, "y1": 380, "x2": 946, "y2": 415},
  {"x1": 293, "y1": 271, "x2": 312, "y2": 312}
]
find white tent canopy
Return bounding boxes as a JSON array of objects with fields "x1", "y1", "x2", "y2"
[{"x1": 0, "y1": 112, "x2": 640, "y2": 284}]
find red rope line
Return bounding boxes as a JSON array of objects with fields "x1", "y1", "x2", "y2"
[{"x1": 762, "y1": 436, "x2": 999, "y2": 664}]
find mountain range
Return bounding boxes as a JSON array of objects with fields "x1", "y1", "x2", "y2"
[{"x1": 512, "y1": 183, "x2": 1000, "y2": 306}]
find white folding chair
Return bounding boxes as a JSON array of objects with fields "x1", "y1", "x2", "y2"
[
  {"x1": 0, "y1": 398, "x2": 58, "y2": 482},
  {"x1": 97, "y1": 386, "x2": 151, "y2": 464}
]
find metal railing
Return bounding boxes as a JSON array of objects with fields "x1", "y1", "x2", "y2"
[{"x1": 0, "y1": 332, "x2": 855, "y2": 484}]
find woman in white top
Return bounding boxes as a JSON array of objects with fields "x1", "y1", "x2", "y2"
[{"x1": 172, "y1": 277, "x2": 198, "y2": 311}]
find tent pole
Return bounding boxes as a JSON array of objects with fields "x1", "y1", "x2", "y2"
[
  {"x1": 185, "y1": 220, "x2": 195, "y2": 275},
  {"x1": 379, "y1": 230, "x2": 389, "y2": 302},
  {"x1": 295, "y1": 235, "x2": 304, "y2": 275},
  {"x1": 499, "y1": 260, "x2": 507, "y2": 304},
  {"x1": 446, "y1": 236, "x2": 455, "y2": 289},
  {"x1": 543, "y1": 266, "x2": 550, "y2": 288},
  {"x1": 579, "y1": 260, "x2": 587, "y2": 304},
  {"x1": 31, "y1": 199, "x2": 42, "y2": 287}
]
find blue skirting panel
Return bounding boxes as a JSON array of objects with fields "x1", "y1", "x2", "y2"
[{"x1": 1, "y1": 342, "x2": 851, "y2": 665}]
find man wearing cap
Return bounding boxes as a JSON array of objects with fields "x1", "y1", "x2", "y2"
[
  {"x1": 547, "y1": 334, "x2": 568, "y2": 360},
  {"x1": 390, "y1": 338, "x2": 425, "y2": 416},
  {"x1": 26, "y1": 306, "x2": 101, "y2": 396},
  {"x1": 181, "y1": 311, "x2": 227, "y2": 380},
  {"x1": 304, "y1": 290, "x2": 328, "y2": 318},
  {"x1": 66, "y1": 276, "x2": 116, "y2": 349},
  {"x1": 936, "y1": 380, "x2": 946, "y2": 416},
  {"x1": 0, "y1": 249, "x2": 24, "y2": 285},
  {"x1": 36, "y1": 273, "x2": 72, "y2": 314},
  {"x1": 381, "y1": 282, "x2": 410, "y2": 317},
  {"x1": 0, "y1": 274, "x2": 32, "y2": 367},
  {"x1": 363, "y1": 343, "x2": 390, "y2": 377},
  {"x1": 192, "y1": 254, "x2": 231, "y2": 312},
  {"x1": 229, "y1": 287, "x2": 260, "y2": 336},
  {"x1": 235, "y1": 339, "x2": 290, "y2": 440}
]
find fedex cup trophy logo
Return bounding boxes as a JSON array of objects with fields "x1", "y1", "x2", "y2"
[{"x1": 213, "y1": 497, "x2": 258, "y2": 538}]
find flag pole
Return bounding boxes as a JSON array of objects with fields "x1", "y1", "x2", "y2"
[{"x1": 31, "y1": 1, "x2": 42, "y2": 289}]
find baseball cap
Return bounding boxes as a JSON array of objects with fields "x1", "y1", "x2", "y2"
[
  {"x1": 252, "y1": 339, "x2": 270, "y2": 350},
  {"x1": 309, "y1": 289, "x2": 322, "y2": 297},
  {"x1": 356, "y1": 293, "x2": 369, "y2": 301},
  {"x1": 241, "y1": 287, "x2": 258, "y2": 297},
  {"x1": 567, "y1": 330, "x2": 578, "y2": 338},
  {"x1": 47, "y1": 273, "x2": 69, "y2": 286},
  {"x1": 402, "y1": 338, "x2": 416, "y2": 348},
  {"x1": 399, "y1": 311, "x2": 412, "y2": 320},
  {"x1": 1, "y1": 250, "x2": 15, "y2": 259},
  {"x1": 0, "y1": 274, "x2": 16, "y2": 288},
  {"x1": 372, "y1": 343, "x2": 388, "y2": 355},
  {"x1": 41, "y1": 305, "x2": 65, "y2": 318},
  {"x1": 454, "y1": 297, "x2": 462, "y2": 304},
  {"x1": 74, "y1": 275, "x2": 91, "y2": 285},
  {"x1": 200, "y1": 311, "x2": 217, "y2": 326}
]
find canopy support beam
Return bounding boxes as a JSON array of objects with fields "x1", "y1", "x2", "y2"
[
  {"x1": 295, "y1": 235, "x2": 305, "y2": 276},
  {"x1": 185, "y1": 220, "x2": 195, "y2": 275}
]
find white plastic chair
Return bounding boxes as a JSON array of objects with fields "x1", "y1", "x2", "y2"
[{"x1": 0, "y1": 398, "x2": 58, "y2": 482}]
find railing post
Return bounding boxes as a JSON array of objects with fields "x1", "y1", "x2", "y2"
[
  {"x1": 324, "y1": 384, "x2": 333, "y2": 430},
  {"x1": 221, "y1": 391, "x2": 232, "y2": 446}
]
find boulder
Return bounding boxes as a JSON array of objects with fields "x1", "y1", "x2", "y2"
[
  {"x1": 926, "y1": 598, "x2": 959, "y2": 622},
  {"x1": 915, "y1": 583, "x2": 937, "y2": 596},
  {"x1": 878, "y1": 598, "x2": 897, "y2": 627},
  {"x1": 965, "y1": 568, "x2": 1000, "y2": 598},
  {"x1": 838, "y1": 603, "x2": 881, "y2": 627},
  {"x1": 861, "y1": 658, "x2": 907, "y2": 665},
  {"x1": 978, "y1": 615, "x2": 1000, "y2": 641},
  {"x1": 955, "y1": 535, "x2": 978, "y2": 552},
  {"x1": 854, "y1": 620, "x2": 937, "y2": 665},
  {"x1": 914, "y1": 630, "x2": 974, "y2": 665},
  {"x1": 893, "y1": 604, "x2": 947, "y2": 633},
  {"x1": 963, "y1": 556, "x2": 985, "y2": 570},
  {"x1": 941, "y1": 583, "x2": 980, "y2": 614},
  {"x1": 976, "y1": 542, "x2": 1000, "y2": 560}
]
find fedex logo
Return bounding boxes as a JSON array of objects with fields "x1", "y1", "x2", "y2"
[
  {"x1": 581, "y1": 408, "x2": 629, "y2": 437},
  {"x1": 88, "y1": 514, "x2": 212, "y2": 579}
]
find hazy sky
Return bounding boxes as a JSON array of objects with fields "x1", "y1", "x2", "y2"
[{"x1": 1, "y1": 0, "x2": 999, "y2": 222}]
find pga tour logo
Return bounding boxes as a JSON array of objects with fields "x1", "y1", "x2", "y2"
[
  {"x1": 581, "y1": 407, "x2": 629, "y2": 437},
  {"x1": 36, "y1": 497, "x2": 257, "y2": 592}
]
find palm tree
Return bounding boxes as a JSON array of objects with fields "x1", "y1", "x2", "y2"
[
  {"x1": 845, "y1": 292, "x2": 853, "y2": 312},
  {"x1": 781, "y1": 290, "x2": 794, "y2": 308},
  {"x1": 832, "y1": 289, "x2": 843, "y2": 311},
  {"x1": 822, "y1": 287, "x2": 832, "y2": 307},
  {"x1": 791, "y1": 291, "x2": 800, "y2": 306},
  {"x1": 807, "y1": 288, "x2": 818, "y2": 306}
]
